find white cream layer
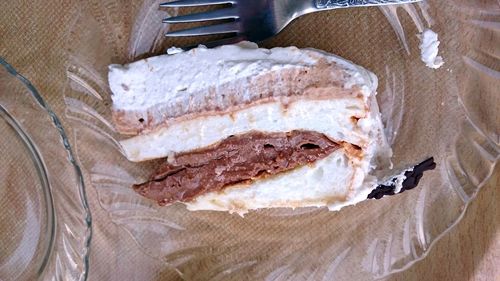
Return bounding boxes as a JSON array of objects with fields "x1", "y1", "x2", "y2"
[
  {"x1": 121, "y1": 97, "x2": 375, "y2": 162},
  {"x1": 186, "y1": 149, "x2": 378, "y2": 216}
]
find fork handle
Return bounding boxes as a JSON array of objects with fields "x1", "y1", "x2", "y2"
[{"x1": 314, "y1": 0, "x2": 422, "y2": 9}]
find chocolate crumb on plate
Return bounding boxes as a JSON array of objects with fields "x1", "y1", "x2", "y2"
[{"x1": 368, "y1": 157, "x2": 436, "y2": 200}]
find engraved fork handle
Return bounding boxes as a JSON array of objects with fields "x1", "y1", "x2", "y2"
[{"x1": 314, "y1": 0, "x2": 421, "y2": 9}]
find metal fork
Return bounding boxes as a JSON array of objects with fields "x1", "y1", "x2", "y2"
[{"x1": 161, "y1": 0, "x2": 422, "y2": 44}]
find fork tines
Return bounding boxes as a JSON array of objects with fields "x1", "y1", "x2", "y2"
[
  {"x1": 160, "y1": 0, "x2": 235, "y2": 7},
  {"x1": 161, "y1": 0, "x2": 240, "y2": 37}
]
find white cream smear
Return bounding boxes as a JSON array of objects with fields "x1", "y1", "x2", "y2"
[
  {"x1": 419, "y1": 29, "x2": 444, "y2": 69},
  {"x1": 166, "y1": 46, "x2": 184, "y2": 55}
]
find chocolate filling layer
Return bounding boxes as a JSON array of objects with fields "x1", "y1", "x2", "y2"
[{"x1": 133, "y1": 131, "x2": 340, "y2": 205}]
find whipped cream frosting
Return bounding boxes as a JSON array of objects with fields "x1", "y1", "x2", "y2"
[{"x1": 109, "y1": 42, "x2": 376, "y2": 113}]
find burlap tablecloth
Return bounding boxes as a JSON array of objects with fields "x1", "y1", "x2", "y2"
[{"x1": 1, "y1": 1, "x2": 498, "y2": 280}]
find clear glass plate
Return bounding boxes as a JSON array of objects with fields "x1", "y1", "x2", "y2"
[
  {"x1": 63, "y1": 0, "x2": 498, "y2": 280},
  {"x1": 0, "y1": 59, "x2": 91, "y2": 280}
]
